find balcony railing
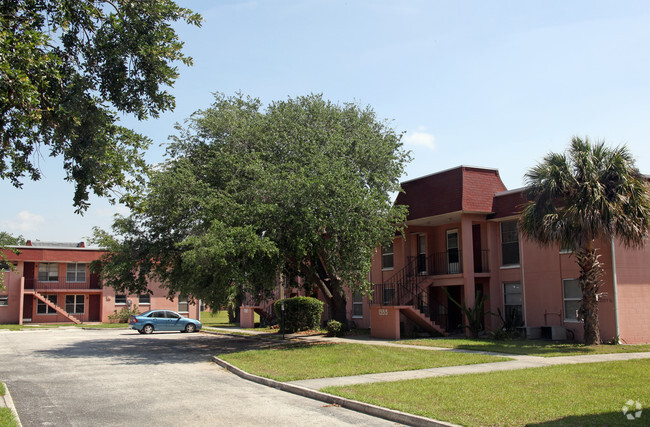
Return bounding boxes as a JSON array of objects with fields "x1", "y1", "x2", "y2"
[
  {"x1": 412, "y1": 249, "x2": 490, "y2": 276},
  {"x1": 24, "y1": 275, "x2": 102, "y2": 290}
]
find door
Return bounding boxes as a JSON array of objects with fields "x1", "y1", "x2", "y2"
[
  {"x1": 152, "y1": 311, "x2": 169, "y2": 331},
  {"x1": 447, "y1": 285, "x2": 463, "y2": 332},
  {"x1": 417, "y1": 234, "x2": 427, "y2": 274},
  {"x1": 24, "y1": 262, "x2": 35, "y2": 289},
  {"x1": 473, "y1": 224, "x2": 483, "y2": 272},
  {"x1": 23, "y1": 295, "x2": 33, "y2": 320},
  {"x1": 446, "y1": 230, "x2": 459, "y2": 274},
  {"x1": 88, "y1": 295, "x2": 100, "y2": 321}
]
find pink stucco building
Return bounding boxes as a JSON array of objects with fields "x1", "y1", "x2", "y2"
[
  {"x1": 0, "y1": 241, "x2": 200, "y2": 325},
  {"x1": 358, "y1": 166, "x2": 650, "y2": 343}
]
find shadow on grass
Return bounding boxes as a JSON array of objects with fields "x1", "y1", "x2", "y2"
[{"x1": 529, "y1": 410, "x2": 639, "y2": 426}]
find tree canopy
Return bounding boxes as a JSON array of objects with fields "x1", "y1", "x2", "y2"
[
  {"x1": 520, "y1": 137, "x2": 650, "y2": 344},
  {"x1": 1, "y1": 0, "x2": 202, "y2": 211},
  {"x1": 93, "y1": 93, "x2": 410, "y2": 322}
]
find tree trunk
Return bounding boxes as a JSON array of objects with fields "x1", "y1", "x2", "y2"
[
  {"x1": 327, "y1": 280, "x2": 348, "y2": 326},
  {"x1": 576, "y1": 247, "x2": 603, "y2": 345}
]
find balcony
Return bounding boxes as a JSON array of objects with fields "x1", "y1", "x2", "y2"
[
  {"x1": 411, "y1": 249, "x2": 490, "y2": 276},
  {"x1": 24, "y1": 275, "x2": 102, "y2": 291}
]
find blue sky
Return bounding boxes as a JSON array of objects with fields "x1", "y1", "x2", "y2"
[{"x1": 3, "y1": 0, "x2": 650, "y2": 243}]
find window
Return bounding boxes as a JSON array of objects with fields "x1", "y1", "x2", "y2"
[
  {"x1": 382, "y1": 243, "x2": 394, "y2": 270},
  {"x1": 446, "y1": 230, "x2": 460, "y2": 274},
  {"x1": 65, "y1": 295, "x2": 84, "y2": 314},
  {"x1": 167, "y1": 311, "x2": 181, "y2": 319},
  {"x1": 115, "y1": 294, "x2": 127, "y2": 305},
  {"x1": 563, "y1": 279, "x2": 582, "y2": 322},
  {"x1": 178, "y1": 296, "x2": 189, "y2": 313},
  {"x1": 417, "y1": 235, "x2": 427, "y2": 274},
  {"x1": 503, "y1": 282, "x2": 524, "y2": 326},
  {"x1": 352, "y1": 292, "x2": 363, "y2": 317},
  {"x1": 38, "y1": 263, "x2": 59, "y2": 282},
  {"x1": 0, "y1": 295, "x2": 8, "y2": 306},
  {"x1": 66, "y1": 263, "x2": 86, "y2": 282},
  {"x1": 501, "y1": 221, "x2": 520, "y2": 266},
  {"x1": 37, "y1": 294, "x2": 58, "y2": 314},
  {"x1": 139, "y1": 294, "x2": 150, "y2": 305}
]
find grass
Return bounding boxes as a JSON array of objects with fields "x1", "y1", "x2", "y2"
[
  {"x1": 324, "y1": 359, "x2": 650, "y2": 426},
  {"x1": 218, "y1": 343, "x2": 510, "y2": 381},
  {"x1": 200, "y1": 310, "x2": 260, "y2": 327},
  {"x1": 399, "y1": 338, "x2": 650, "y2": 357},
  {"x1": 0, "y1": 382, "x2": 19, "y2": 427}
]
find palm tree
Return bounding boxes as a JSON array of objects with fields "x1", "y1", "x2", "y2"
[{"x1": 520, "y1": 137, "x2": 650, "y2": 345}]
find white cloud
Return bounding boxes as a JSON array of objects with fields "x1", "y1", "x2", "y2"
[
  {"x1": 1, "y1": 210, "x2": 46, "y2": 234},
  {"x1": 404, "y1": 128, "x2": 436, "y2": 150}
]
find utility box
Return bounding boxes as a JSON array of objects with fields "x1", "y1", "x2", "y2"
[
  {"x1": 541, "y1": 325, "x2": 567, "y2": 340},
  {"x1": 518, "y1": 326, "x2": 542, "y2": 339}
]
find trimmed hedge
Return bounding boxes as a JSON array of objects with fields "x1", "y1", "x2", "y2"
[{"x1": 274, "y1": 296, "x2": 324, "y2": 333}]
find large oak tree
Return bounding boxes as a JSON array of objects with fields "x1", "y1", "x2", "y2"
[
  {"x1": 93, "y1": 93, "x2": 410, "y2": 323},
  {"x1": 1, "y1": 0, "x2": 201, "y2": 211}
]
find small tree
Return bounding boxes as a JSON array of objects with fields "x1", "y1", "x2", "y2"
[
  {"x1": 520, "y1": 137, "x2": 650, "y2": 345},
  {"x1": 444, "y1": 287, "x2": 488, "y2": 339}
]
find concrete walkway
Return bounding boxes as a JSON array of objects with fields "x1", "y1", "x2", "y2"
[
  {"x1": 281, "y1": 335, "x2": 650, "y2": 389},
  {"x1": 205, "y1": 327, "x2": 650, "y2": 390}
]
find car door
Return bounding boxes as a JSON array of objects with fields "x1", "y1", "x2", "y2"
[
  {"x1": 152, "y1": 311, "x2": 169, "y2": 331},
  {"x1": 166, "y1": 311, "x2": 183, "y2": 331}
]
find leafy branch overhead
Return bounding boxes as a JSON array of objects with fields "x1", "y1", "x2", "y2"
[
  {"x1": 94, "y1": 93, "x2": 411, "y2": 322},
  {"x1": 0, "y1": 0, "x2": 202, "y2": 211}
]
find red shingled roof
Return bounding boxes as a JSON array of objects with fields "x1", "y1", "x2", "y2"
[{"x1": 396, "y1": 166, "x2": 507, "y2": 220}]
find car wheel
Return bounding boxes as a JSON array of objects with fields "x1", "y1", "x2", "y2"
[
  {"x1": 185, "y1": 323, "x2": 196, "y2": 333},
  {"x1": 143, "y1": 324, "x2": 154, "y2": 334}
]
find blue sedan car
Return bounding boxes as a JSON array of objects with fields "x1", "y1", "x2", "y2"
[{"x1": 129, "y1": 310, "x2": 202, "y2": 334}]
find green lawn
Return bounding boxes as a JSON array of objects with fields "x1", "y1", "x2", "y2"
[
  {"x1": 0, "y1": 383, "x2": 19, "y2": 427},
  {"x1": 399, "y1": 338, "x2": 650, "y2": 357},
  {"x1": 324, "y1": 359, "x2": 650, "y2": 426},
  {"x1": 218, "y1": 343, "x2": 510, "y2": 381},
  {"x1": 200, "y1": 310, "x2": 260, "y2": 327}
]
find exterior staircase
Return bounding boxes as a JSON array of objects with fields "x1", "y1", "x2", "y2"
[
  {"x1": 29, "y1": 290, "x2": 82, "y2": 324},
  {"x1": 373, "y1": 256, "x2": 446, "y2": 336}
]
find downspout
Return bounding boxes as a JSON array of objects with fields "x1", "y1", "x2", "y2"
[{"x1": 610, "y1": 237, "x2": 620, "y2": 343}]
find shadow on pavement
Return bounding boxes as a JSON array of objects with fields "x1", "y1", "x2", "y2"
[{"x1": 33, "y1": 331, "x2": 286, "y2": 365}]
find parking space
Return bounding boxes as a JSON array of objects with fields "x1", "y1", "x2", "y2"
[{"x1": 0, "y1": 328, "x2": 392, "y2": 426}]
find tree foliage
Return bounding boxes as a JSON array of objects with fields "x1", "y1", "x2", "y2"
[
  {"x1": 0, "y1": 0, "x2": 202, "y2": 211},
  {"x1": 0, "y1": 231, "x2": 26, "y2": 290},
  {"x1": 93, "y1": 93, "x2": 410, "y2": 321},
  {"x1": 520, "y1": 137, "x2": 650, "y2": 344}
]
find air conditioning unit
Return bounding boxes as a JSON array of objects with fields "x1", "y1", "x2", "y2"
[{"x1": 541, "y1": 326, "x2": 567, "y2": 340}]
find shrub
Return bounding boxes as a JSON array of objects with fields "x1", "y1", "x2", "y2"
[
  {"x1": 274, "y1": 296, "x2": 324, "y2": 333},
  {"x1": 108, "y1": 305, "x2": 141, "y2": 323},
  {"x1": 326, "y1": 320, "x2": 345, "y2": 337}
]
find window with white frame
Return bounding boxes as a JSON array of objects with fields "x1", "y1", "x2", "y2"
[
  {"x1": 115, "y1": 294, "x2": 127, "y2": 305},
  {"x1": 65, "y1": 295, "x2": 84, "y2": 314},
  {"x1": 503, "y1": 282, "x2": 524, "y2": 326},
  {"x1": 0, "y1": 295, "x2": 8, "y2": 306},
  {"x1": 178, "y1": 296, "x2": 189, "y2": 313},
  {"x1": 563, "y1": 279, "x2": 581, "y2": 322},
  {"x1": 38, "y1": 263, "x2": 59, "y2": 282},
  {"x1": 382, "y1": 243, "x2": 394, "y2": 270},
  {"x1": 500, "y1": 221, "x2": 520, "y2": 266},
  {"x1": 66, "y1": 263, "x2": 86, "y2": 282},
  {"x1": 139, "y1": 294, "x2": 151, "y2": 305},
  {"x1": 37, "y1": 294, "x2": 58, "y2": 314},
  {"x1": 352, "y1": 291, "x2": 363, "y2": 317}
]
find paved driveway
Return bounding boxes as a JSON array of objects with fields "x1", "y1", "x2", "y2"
[{"x1": 0, "y1": 328, "x2": 393, "y2": 426}]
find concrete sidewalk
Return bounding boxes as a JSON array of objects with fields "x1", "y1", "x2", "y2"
[
  {"x1": 206, "y1": 327, "x2": 650, "y2": 390},
  {"x1": 288, "y1": 351, "x2": 650, "y2": 390}
]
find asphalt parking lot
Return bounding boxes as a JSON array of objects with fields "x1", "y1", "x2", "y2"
[{"x1": 0, "y1": 328, "x2": 393, "y2": 426}]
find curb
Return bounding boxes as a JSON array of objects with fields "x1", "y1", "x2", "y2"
[
  {"x1": 212, "y1": 356, "x2": 458, "y2": 427},
  {"x1": 2, "y1": 384, "x2": 23, "y2": 427}
]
